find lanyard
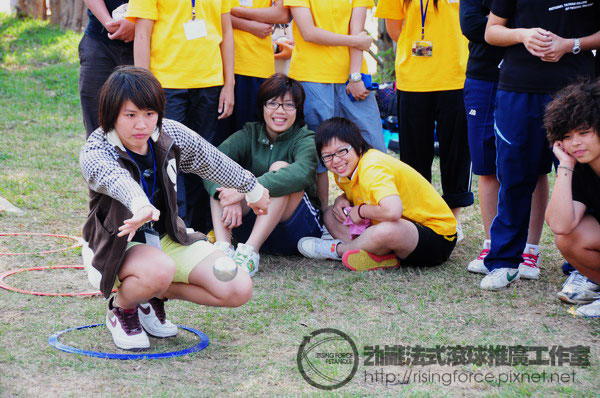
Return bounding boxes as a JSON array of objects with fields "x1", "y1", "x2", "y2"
[
  {"x1": 126, "y1": 140, "x2": 157, "y2": 206},
  {"x1": 420, "y1": 0, "x2": 430, "y2": 40},
  {"x1": 191, "y1": 0, "x2": 196, "y2": 20}
]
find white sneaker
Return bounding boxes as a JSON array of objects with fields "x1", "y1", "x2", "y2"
[
  {"x1": 480, "y1": 268, "x2": 520, "y2": 290},
  {"x1": 321, "y1": 226, "x2": 333, "y2": 240},
  {"x1": 518, "y1": 249, "x2": 541, "y2": 280},
  {"x1": 138, "y1": 298, "x2": 178, "y2": 338},
  {"x1": 467, "y1": 240, "x2": 490, "y2": 274},
  {"x1": 297, "y1": 237, "x2": 342, "y2": 260},
  {"x1": 234, "y1": 243, "x2": 260, "y2": 277},
  {"x1": 557, "y1": 271, "x2": 600, "y2": 304},
  {"x1": 106, "y1": 298, "x2": 150, "y2": 351},
  {"x1": 456, "y1": 221, "x2": 464, "y2": 243},
  {"x1": 213, "y1": 241, "x2": 235, "y2": 259},
  {"x1": 575, "y1": 297, "x2": 600, "y2": 318}
]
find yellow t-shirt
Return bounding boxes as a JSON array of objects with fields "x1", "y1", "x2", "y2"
[
  {"x1": 233, "y1": 0, "x2": 276, "y2": 78},
  {"x1": 127, "y1": 0, "x2": 234, "y2": 89},
  {"x1": 335, "y1": 149, "x2": 457, "y2": 236},
  {"x1": 375, "y1": 0, "x2": 468, "y2": 92},
  {"x1": 284, "y1": 0, "x2": 372, "y2": 84}
]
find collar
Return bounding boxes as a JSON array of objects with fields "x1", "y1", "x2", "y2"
[
  {"x1": 257, "y1": 123, "x2": 300, "y2": 146},
  {"x1": 106, "y1": 127, "x2": 161, "y2": 152}
]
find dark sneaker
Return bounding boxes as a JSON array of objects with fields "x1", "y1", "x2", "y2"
[
  {"x1": 138, "y1": 298, "x2": 178, "y2": 338},
  {"x1": 106, "y1": 297, "x2": 150, "y2": 351}
]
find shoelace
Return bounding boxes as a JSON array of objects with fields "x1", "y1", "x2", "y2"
[
  {"x1": 563, "y1": 271, "x2": 589, "y2": 289},
  {"x1": 477, "y1": 249, "x2": 490, "y2": 260},
  {"x1": 521, "y1": 253, "x2": 539, "y2": 268},
  {"x1": 148, "y1": 298, "x2": 166, "y2": 323},
  {"x1": 119, "y1": 309, "x2": 143, "y2": 334}
]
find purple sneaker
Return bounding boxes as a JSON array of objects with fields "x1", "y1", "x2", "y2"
[{"x1": 138, "y1": 298, "x2": 178, "y2": 338}]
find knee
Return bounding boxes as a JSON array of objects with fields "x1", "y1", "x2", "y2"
[
  {"x1": 555, "y1": 233, "x2": 579, "y2": 258},
  {"x1": 223, "y1": 275, "x2": 253, "y2": 307},
  {"x1": 370, "y1": 224, "x2": 396, "y2": 243},
  {"x1": 269, "y1": 161, "x2": 289, "y2": 172},
  {"x1": 142, "y1": 257, "x2": 176, "y2": 293}
]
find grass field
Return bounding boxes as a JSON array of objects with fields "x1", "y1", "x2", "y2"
[{"x1": 0, "y1": 14, "x2": 598, "y2": 397}]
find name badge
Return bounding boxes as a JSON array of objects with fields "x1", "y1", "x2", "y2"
[
  {"x1": 141, "y1": 226, "x2": 161, "y2": 249},
  {"x1": 239, "y1": 0, "x2": 253, "y2": 6},
  {"x1": 184, "y1": 19, "x2": 207, "y2": 40},
  {"x1": 412, "y1": 40, "x2": 433, "y2": 57}
]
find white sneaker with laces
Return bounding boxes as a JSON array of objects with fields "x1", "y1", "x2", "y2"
[
  {"x1": 106, "y1": 298, "x2": 150, "y2": 351},
  {"x1": 234, "y1": 243, "x2": 260, "y2": 277},
  {"x1": 138, "y1": 298, "x2": 178, "y2": 338},
  {"x1": 557, "y1": 271, "x2": 600, "y2": 304},
  {"x1": 297, "y1": 237, "x2": 342, "y2": 260},
  {"x1": 575, "y1": 297, "x2": 600, "y2": 318},
  {"x1": 467, "y1": 240, "x2": 490, "y2": 274},
  {"x1": 213, "y1": 241, "x2": 235, "y2": 259},
  {"x1": 456, "y1": 222, "x2": 464, "y2": 243},
  {"x1": 480, "y1": 268, "x2": 520, "y2": 290},
  {"x1": 518, "y1": 248, "x2": 541, "y2": 280}
]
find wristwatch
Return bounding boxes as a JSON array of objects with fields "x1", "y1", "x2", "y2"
[
  {"x1": 572, "y1": 38, "x2": 581, "y2": 55},
  {"x1": 349, "y1": 72, "x2": 362, "y2": 83}
]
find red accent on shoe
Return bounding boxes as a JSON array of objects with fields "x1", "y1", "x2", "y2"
[
  {"x1": 477, "y1": 249, "x2": 490, "y2": 260},
  {"x1": 521, "y1": 253, "x2": 540, "y2": 269},
  {"x1": 342, "y1": 250, "x2": 400, "y2": 272}
]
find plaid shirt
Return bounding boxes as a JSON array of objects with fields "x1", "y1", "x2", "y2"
[{"x1": 80, "y1": 118, "x2": 259, "y2": 214}]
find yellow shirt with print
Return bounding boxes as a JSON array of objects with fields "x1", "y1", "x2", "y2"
[
  {"x1": 233, "y1": 0, "x2": 276, "y2": 78},
  {"x1": 284, "y1": 0, "x2": 372, "y2": 84},
  {"x1": 335, "y1": 149, "x2": 457, "y2": 236},
  {"x1": 127, "y1": 0, "x2": 236, "y2": 89},
  {"x1": 375, "y1": 0, "x2": 468, "y2": 92}
]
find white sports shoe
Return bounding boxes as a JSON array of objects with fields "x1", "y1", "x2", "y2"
[
  {"x1": 106, "y1": 298, "x2": 150, "y2": 351},
  {"x1": 467, "y1": 240, "x2": 491, "y2": 274},
  {"x1": 213, "y1": 241, "x2": 235, "y2": 259},
  {"x1": 297, "y1": 237, "x2": 342, "y2": 260},
  {"x1": 557, "y1": 271, "x2": 600, "y2": 304},
  {"x1": 518, "y1": 250, "x2": 541, "y2": 280},
  {"x1": 234, "y1": 243, "x2": 260, "y2": 277},
  {"x1": 138, "y1": 298, "x2": 178, "y2": 338},
  {"x1": 456, "y1": 221, "x2": 464, "y2": 243},
  {"x1": 575, "y1": 298, "x2": 600, "y2": 318},
  {"x1": 480, "y1": 268, "x2": 520, "y2": 290}
]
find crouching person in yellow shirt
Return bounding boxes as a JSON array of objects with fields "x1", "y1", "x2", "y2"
[{"x1": 298, "y1": 118, "x2": 458, "y2": 271}]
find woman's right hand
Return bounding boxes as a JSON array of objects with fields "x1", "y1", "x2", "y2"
[
  {"x1": 519, "y1": 27, "x2": 552, "y2": 57},
  {"x1": 117, "y1": 205, "x2": 160, "y2": 241},
  {"x1": 553, "y1": 141, "x2": 576, "y2": 169},
  {"x1": 332, "y1": 195, "x2": 352, "y2": 223},
  {"x1": 352, "y1": 31, "x2": 372, "y2": 51}
]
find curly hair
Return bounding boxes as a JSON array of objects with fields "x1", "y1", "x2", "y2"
[{"x1": 544, "y1": 79, "x2": 600, "y2": 144}]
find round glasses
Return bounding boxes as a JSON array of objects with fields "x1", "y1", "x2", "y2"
[{"x1": 321, "y1": 145, "x2": 353, "y2": 163}]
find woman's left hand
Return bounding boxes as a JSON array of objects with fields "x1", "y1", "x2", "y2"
[
  {"x1": 346, "y1": 80, "x2": 369, "y2": 101},
  {"x1": 117, "y1": 205, "x2": 160, "y2": 241},
  {"x1": 217, "y1": 187, "x2": 245, "y2": 207},
  {"x1": 540, "y1": 32, "x2": 571, "y2": 62}
]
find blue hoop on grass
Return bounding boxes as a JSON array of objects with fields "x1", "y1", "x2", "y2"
[{"x1": 48, "y1": 323, "x2": 209, "y2": 360}]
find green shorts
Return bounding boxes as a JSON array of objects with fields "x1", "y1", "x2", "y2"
[{"x1": 113, "y1": 236, "x2": 217, "y2": 288}]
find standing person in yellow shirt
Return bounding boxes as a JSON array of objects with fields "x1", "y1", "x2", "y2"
[
  {"x1": 375, "y1": 0, "x2": 473, "y2": 237},
  {"x1": 127, "y1": 0, "x2": 236, "y2": 232},
  {"x1": 284, "y1": 0, "x2": 387, "y2": 209},
  {"x1": 215, "y1": 0, "x2": 290, "y2": 145}
]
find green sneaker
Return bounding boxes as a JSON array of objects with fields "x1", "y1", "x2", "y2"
[{"x1": 234, "y1": 243, "x2": 260, "y2": 277}]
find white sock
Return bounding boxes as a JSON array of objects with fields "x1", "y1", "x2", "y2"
[
  {"x1": 524, "y1": 243, "x2": 540, "y2": 255},
  {"x1": 483, "y1": 239, "x2": 491, "y2": 249}
]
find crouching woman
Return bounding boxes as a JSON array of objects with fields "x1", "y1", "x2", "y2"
[
  {"x1": 298, "y1": 117, "x2": 457, "y2": 271},
  {"x1": 80, "y1": 66, "x2": 269, "y2": 350}
]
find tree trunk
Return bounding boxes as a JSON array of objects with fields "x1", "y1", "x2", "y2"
[
  {"x1": 16, "y1": 0, "x2": 46, "y2": 19},
  {"x1": 57, "y1": 0, "x2": 87, "y2": 31}
]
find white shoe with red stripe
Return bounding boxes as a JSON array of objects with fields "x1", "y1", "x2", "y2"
[
  {"x1": 518, "y1": 250, "x2": 541, "y2": 280},
  {"x1": 467, "y1": 240, "x2": 490, "y2": 274}
]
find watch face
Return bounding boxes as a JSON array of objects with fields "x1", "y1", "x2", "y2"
[{"x1": 350, "y1": 73, "x2": 362, "y2": 82}]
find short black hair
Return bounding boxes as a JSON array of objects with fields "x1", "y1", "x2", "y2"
[
  {"x1": 545, "y1": 79, "x2": 600, "y2": 144},
  {"x1": 315, "y1": 117, "x2": 371, "y2": 157},
  {"x1": 256, "y1": 73, "x2": 305, "y2": 128},
  {"x1": 98, "y1": 66, "x2": 165, "y2": 133}
]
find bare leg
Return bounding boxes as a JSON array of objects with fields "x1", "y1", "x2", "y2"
[
  {"x1": 323, "y1": 205, "x2": 352, "y2": 242},
  {"x1": 526, "y1": 174, "x2": 548, "y2": 245},
  {"x1": 478, "y1": 174, "x2": 500, "y2": 239},
  {"x1": 337, "y1": 219, "x2": 419, "y2": 259},
  {"x1": 210, "y1": 196, "x2": 232, "y2": 244},
  {"x1": 114, "y1": 245, "x2": 176, "y2": 309},
  {"x1": 316, "y1": 171, "x2": 329, "y2": 209},
  {"x1": 164, "y1": 251, "x2": 253, "y2": 307},
  {"x1": 555, "y1": 215, "x2": 600, "y2": 283}
]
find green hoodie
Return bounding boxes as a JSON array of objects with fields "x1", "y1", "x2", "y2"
[{"x1": 204, "y1": 122, "x2": 319, "y2": 207}]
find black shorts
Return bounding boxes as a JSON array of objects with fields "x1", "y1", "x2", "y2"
[{"x1": 401, "y1": 222, "x2": 457, "y2": 266}]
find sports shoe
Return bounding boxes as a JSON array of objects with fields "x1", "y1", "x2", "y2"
[
  {"x1": 342, "y1": 249, "x2": 399, "y2": 272},
  {"x1": 106, "y1": 297, "x2": 150, "y2": 351},
  {"x1": 557, "y1": 271, "x2": 600, "y2": 305},
  {"x1": 213, "y1": 241, "x2": 235, "y2": 259},
  {"x1": 575, "y1": 298, "x2": 600, "y2": 318},
  {"x1": 467, "y1": 240, "x2": 491, "y2": 274},
  {"x1": 138, "y1": 298, "x2": 178, "y2": 338},
  {"x1": 480, "y1": 268, "x2": 520, "y2": 290},
  {"x1": 234, "y1": 243, "x2": 260, "y2": 277},
  {"x1": 518, "y1": 250, "x2": 541, "y2": 280},
  {"x1": 321, "y1": 226, "x2": 333, "y2": 240},
  {"x1": 297, "y1": 237, "x2": 342, "y2": 260},
  {"x1": 456, "y1": 221, "x2": 464, "y2": 243}
]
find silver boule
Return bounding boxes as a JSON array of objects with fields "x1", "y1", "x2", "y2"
[{"x1": 212, "y1": 256, "x2": 238, "y2": 282}]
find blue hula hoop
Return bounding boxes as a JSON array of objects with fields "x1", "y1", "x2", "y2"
[{"x1": 48, "y1": 323, "x2": 210, "y2": 360}]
